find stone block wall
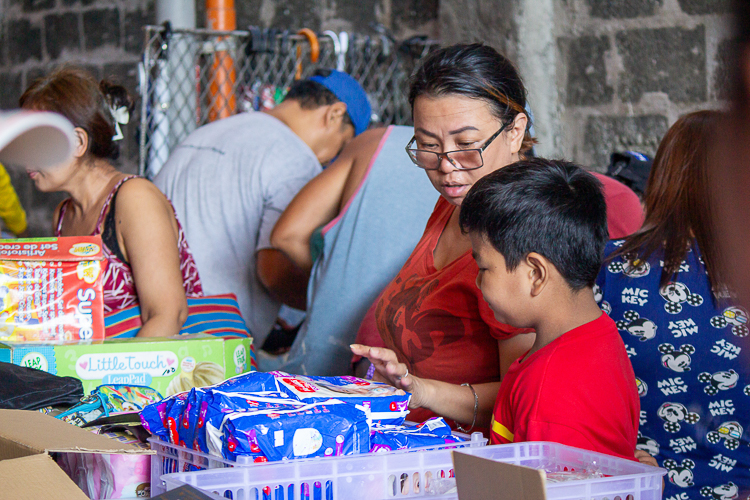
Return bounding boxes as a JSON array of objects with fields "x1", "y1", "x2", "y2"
[
  {"x1": 0, "y1": 0, "x2": 733, "y2": 235},
  {"x1": 196, "y1": 0, "x2": 439, "y2": 39},
  {"x1": 0, "y1": 0, "x2": 438, "y2": 236},
  {"x1": 0, "y1": 0, "x2": 155, "y2": 235},
  {"x1": 555, "y1": 0, "x2": 731, "y2": 169}
]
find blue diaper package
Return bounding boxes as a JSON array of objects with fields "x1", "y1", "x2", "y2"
[
  {"x1": 140, "y1": 391, "x2": 191, "y2": 445},
  {"x1": 166, "y1": 392, "x2": 191, "y2": 446},
  {"x1": 222, "y1": 400, "x2": 370, "y2": 462},
  {"x1": 370, "y1": 418, "x2": 463, "y2": 453},
  {"x1": 270, "y1": 372, "x2": 410, "y2": 425},
  {"x1": 176, "y1": 388, "x2": 209, "y2": 451},
  {"x1": 212, "y1": 372, "x2": 286, "y2": 394},
  {"x1": 199, "y1": 391, "x2": 303, "y2": 455},
  {"x1": 140, "y1": 395, "x2": 173, "y2": 441}
]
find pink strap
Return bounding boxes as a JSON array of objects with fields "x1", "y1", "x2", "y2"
[
  {"x1": 55, "y1": 200, "x2": 70, "y2": 234},
  {"x1": 56, "y1": 175, "x2": 140, "y2": 236},
  {"x1": 92, "y1": 175, "x2": 139, "y2": 235}
]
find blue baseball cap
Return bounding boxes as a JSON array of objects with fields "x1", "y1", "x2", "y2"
[{"x1": 310, "y1": 70, "x2": 371, "y2": 136}]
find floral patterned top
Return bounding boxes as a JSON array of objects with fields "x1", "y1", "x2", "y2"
[{"x1": 56, "y1": 175, "x2": 202, "y2": 314}]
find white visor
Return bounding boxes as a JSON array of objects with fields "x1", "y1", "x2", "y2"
[{"x1": 0, "y1": 110, "x2": 76, "y2": 169}]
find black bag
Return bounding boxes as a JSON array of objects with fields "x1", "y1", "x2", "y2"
[
  {"x1": 0, "y1": 361, "x2": 84, "y2": 410},
  {"x1": 606, "y1": 151, "x2": 653, "y2": 197}
]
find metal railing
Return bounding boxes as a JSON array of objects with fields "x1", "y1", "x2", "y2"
[{"x1": 139, "y1": 25, "x2": 439, "y2": 177}]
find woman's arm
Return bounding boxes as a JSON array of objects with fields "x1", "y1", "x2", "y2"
[
  {"x1": 269, "y1": 128, "x2": 387, "y2": 273},
  {"x1": 114, "y1": 178, "x2": 188, "y2": 337},
  {"x1": 351, "y1": 331, "x2": 534, "y2": 427},
  {"x1": 350, "y1": 344, "x2": 499, "y2": 428},
  {"x1": 497, "y1": 333, "x2": 535, "y2": 378}
]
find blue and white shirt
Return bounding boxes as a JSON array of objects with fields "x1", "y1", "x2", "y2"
[{"x1": 597, "y1": 240, "x2": 750, "y2": 500}]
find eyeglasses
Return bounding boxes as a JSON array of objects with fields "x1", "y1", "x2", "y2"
[{"x1": 405, "y1": 123, "x2": 509, "y2": 171}]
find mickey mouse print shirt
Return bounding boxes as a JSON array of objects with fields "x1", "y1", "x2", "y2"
[{"x1": 597, "y1": 240, "x2": 750, "y2": 499}]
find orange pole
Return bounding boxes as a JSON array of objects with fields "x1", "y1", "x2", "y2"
[
  {"x1": 207, "y1": 0, "x2": 237, "y2": 121},
  {"x1": 295, "y1": 29, "x2": 320, "y2": 80}
]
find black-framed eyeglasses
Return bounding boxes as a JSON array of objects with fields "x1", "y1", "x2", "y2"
[{"x1": 405, "y1": 123, "x2": 510, "y2": 171}]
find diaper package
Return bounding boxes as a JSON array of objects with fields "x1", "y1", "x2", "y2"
[
  {"x1": 199, "y1": 390, "x2": 303, "y2": 455},
  {"x1": 139, "y1": 391, "x2": 189, "y2": 444},
  {"x1": 370, "y1": 417, "x2": 463, "y2": 452},
  {"x1": 0, "y1": 236, "x2": 106, "y2": 341},
  {"x1": 212, "y1": 371, "x2": 285, "y2": 394},
  {"x1": 270, "y1": 372, "x2": 410, "y2": 425},
  {"x1": 222, "y1": 400, "x2": 370, "y2": 462}
]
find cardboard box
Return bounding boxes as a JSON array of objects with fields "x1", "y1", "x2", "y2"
[
  {"x1": 0, "y1": 409, "x2": 152, "y2": 499},
  {"x1": 0, "y1": 236, "x2": 105, "y2": 342},
  {"x1": 0, "y1": 334, "x2": 254, "y2": 396},
  {"x1": 453, "y1": 451, "x2": 547, "y2": 500}
]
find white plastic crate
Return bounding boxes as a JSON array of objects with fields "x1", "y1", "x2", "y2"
[
  {"x1": 149, "y1": 438, "x2": 236, "y2": 496},
  {"x1": 161, "y1": 441, "x2": 666, "y2": 500},
  {"x1": 150, "y1": 431, "x2": 486, "y2": 496}
]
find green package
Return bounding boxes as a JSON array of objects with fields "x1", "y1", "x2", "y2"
[{"x1": 0, "y1": 334, "x2": 254, "y2": 396}]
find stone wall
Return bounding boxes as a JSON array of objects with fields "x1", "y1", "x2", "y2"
[
  {"x1": 197, "y1": 0, "x2": 439, "y2": 39},
  {"x1": 0, "y1": 0, "x2": 733, "y2": 235},
  {"x1": 0, "y1": 0, "x2": 438, "y2": 236},
  {"x1": 440, "y1": 0, "x2": 731, "y2": 168},
  {"x1": 0, "y1": 0, "x2": 155, "y2": 235},
  {"x1": 556, "y1": 0, "x2": 731, "y2": 169}
]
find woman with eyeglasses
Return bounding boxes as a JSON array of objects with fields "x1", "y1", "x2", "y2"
[{"x1": 351, "y1": 44, "x2": 536, "y2": 431}]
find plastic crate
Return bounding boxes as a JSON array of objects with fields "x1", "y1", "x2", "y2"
[
  {"x1": 150, "y1": 431, "x2": 486, "y2": 496},
  {"x1": 161, "y1": 441, "x2": 666, "y2": 500},
  {"x1": 149, "y1": 438, "x2": 236, "y2": 496}
]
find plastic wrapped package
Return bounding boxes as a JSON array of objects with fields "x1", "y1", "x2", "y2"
[
  {"x1": 370, "y1": 417, "x2": 463, "y2": 452},
  {"x1": 222, "y1": 400, "x2": 370, "y2": 462},
  {"x1": 211, "y1": 371, "x2": 285, "y2": 394},
  {"x1": 200, "y1": 390, "x2": 303, "y2": 455},
  {"x1": 0, "y1": 236, "x2": 105, "y2": 341},
  {"x1": 140, "y1": 391, "x2": 189, "y2": 444},
  {"x1": 270, "y1": 372, "x2": 410, "y2": 425}
]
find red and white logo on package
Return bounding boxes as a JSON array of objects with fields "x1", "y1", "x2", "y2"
[
  {"x1": 281, "y1": 378, "x2": 318, "y2": 393},
  {"x1": 0, "y1": 236, "x2": 105, "y2": 341}
]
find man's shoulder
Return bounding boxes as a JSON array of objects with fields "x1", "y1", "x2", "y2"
[{"x1": 185, "y1": 113, "x2": 285, "y2": 143}]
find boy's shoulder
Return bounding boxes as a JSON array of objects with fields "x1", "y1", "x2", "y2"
[
  {"x1": 525, "y1": 314, "x2": 622, "y2": 372},
  {"x1": 517, "y1": 314, "x2": 633, "y2": 399}
]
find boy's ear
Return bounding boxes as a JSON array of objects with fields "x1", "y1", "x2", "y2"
[{"x1": 525, "y1": 252, "x2": 549, "y2": 297}]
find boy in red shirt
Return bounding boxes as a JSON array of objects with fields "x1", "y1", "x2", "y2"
[
  {"x1": 354, "y1": 158, "x2": 639, "y2": 460},
  {"x1": 460, "y1": 158, "x2": 639, "y2": 459}
]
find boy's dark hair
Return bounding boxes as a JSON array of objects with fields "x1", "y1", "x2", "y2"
[
  {"x1": 459, "y1": 158, "x2": 609, "y2": 290},
  {"x1": 283, "y1": 69, "x2": 353, "y2": 128}
]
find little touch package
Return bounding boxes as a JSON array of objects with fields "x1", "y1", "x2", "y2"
[{"x1": 0, "y1": 236, "x2": 105, "y2": 341}]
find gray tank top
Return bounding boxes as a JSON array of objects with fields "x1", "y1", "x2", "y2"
[{"x1": 257, "y1": 125, "x2": 438, "y2": 375}]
